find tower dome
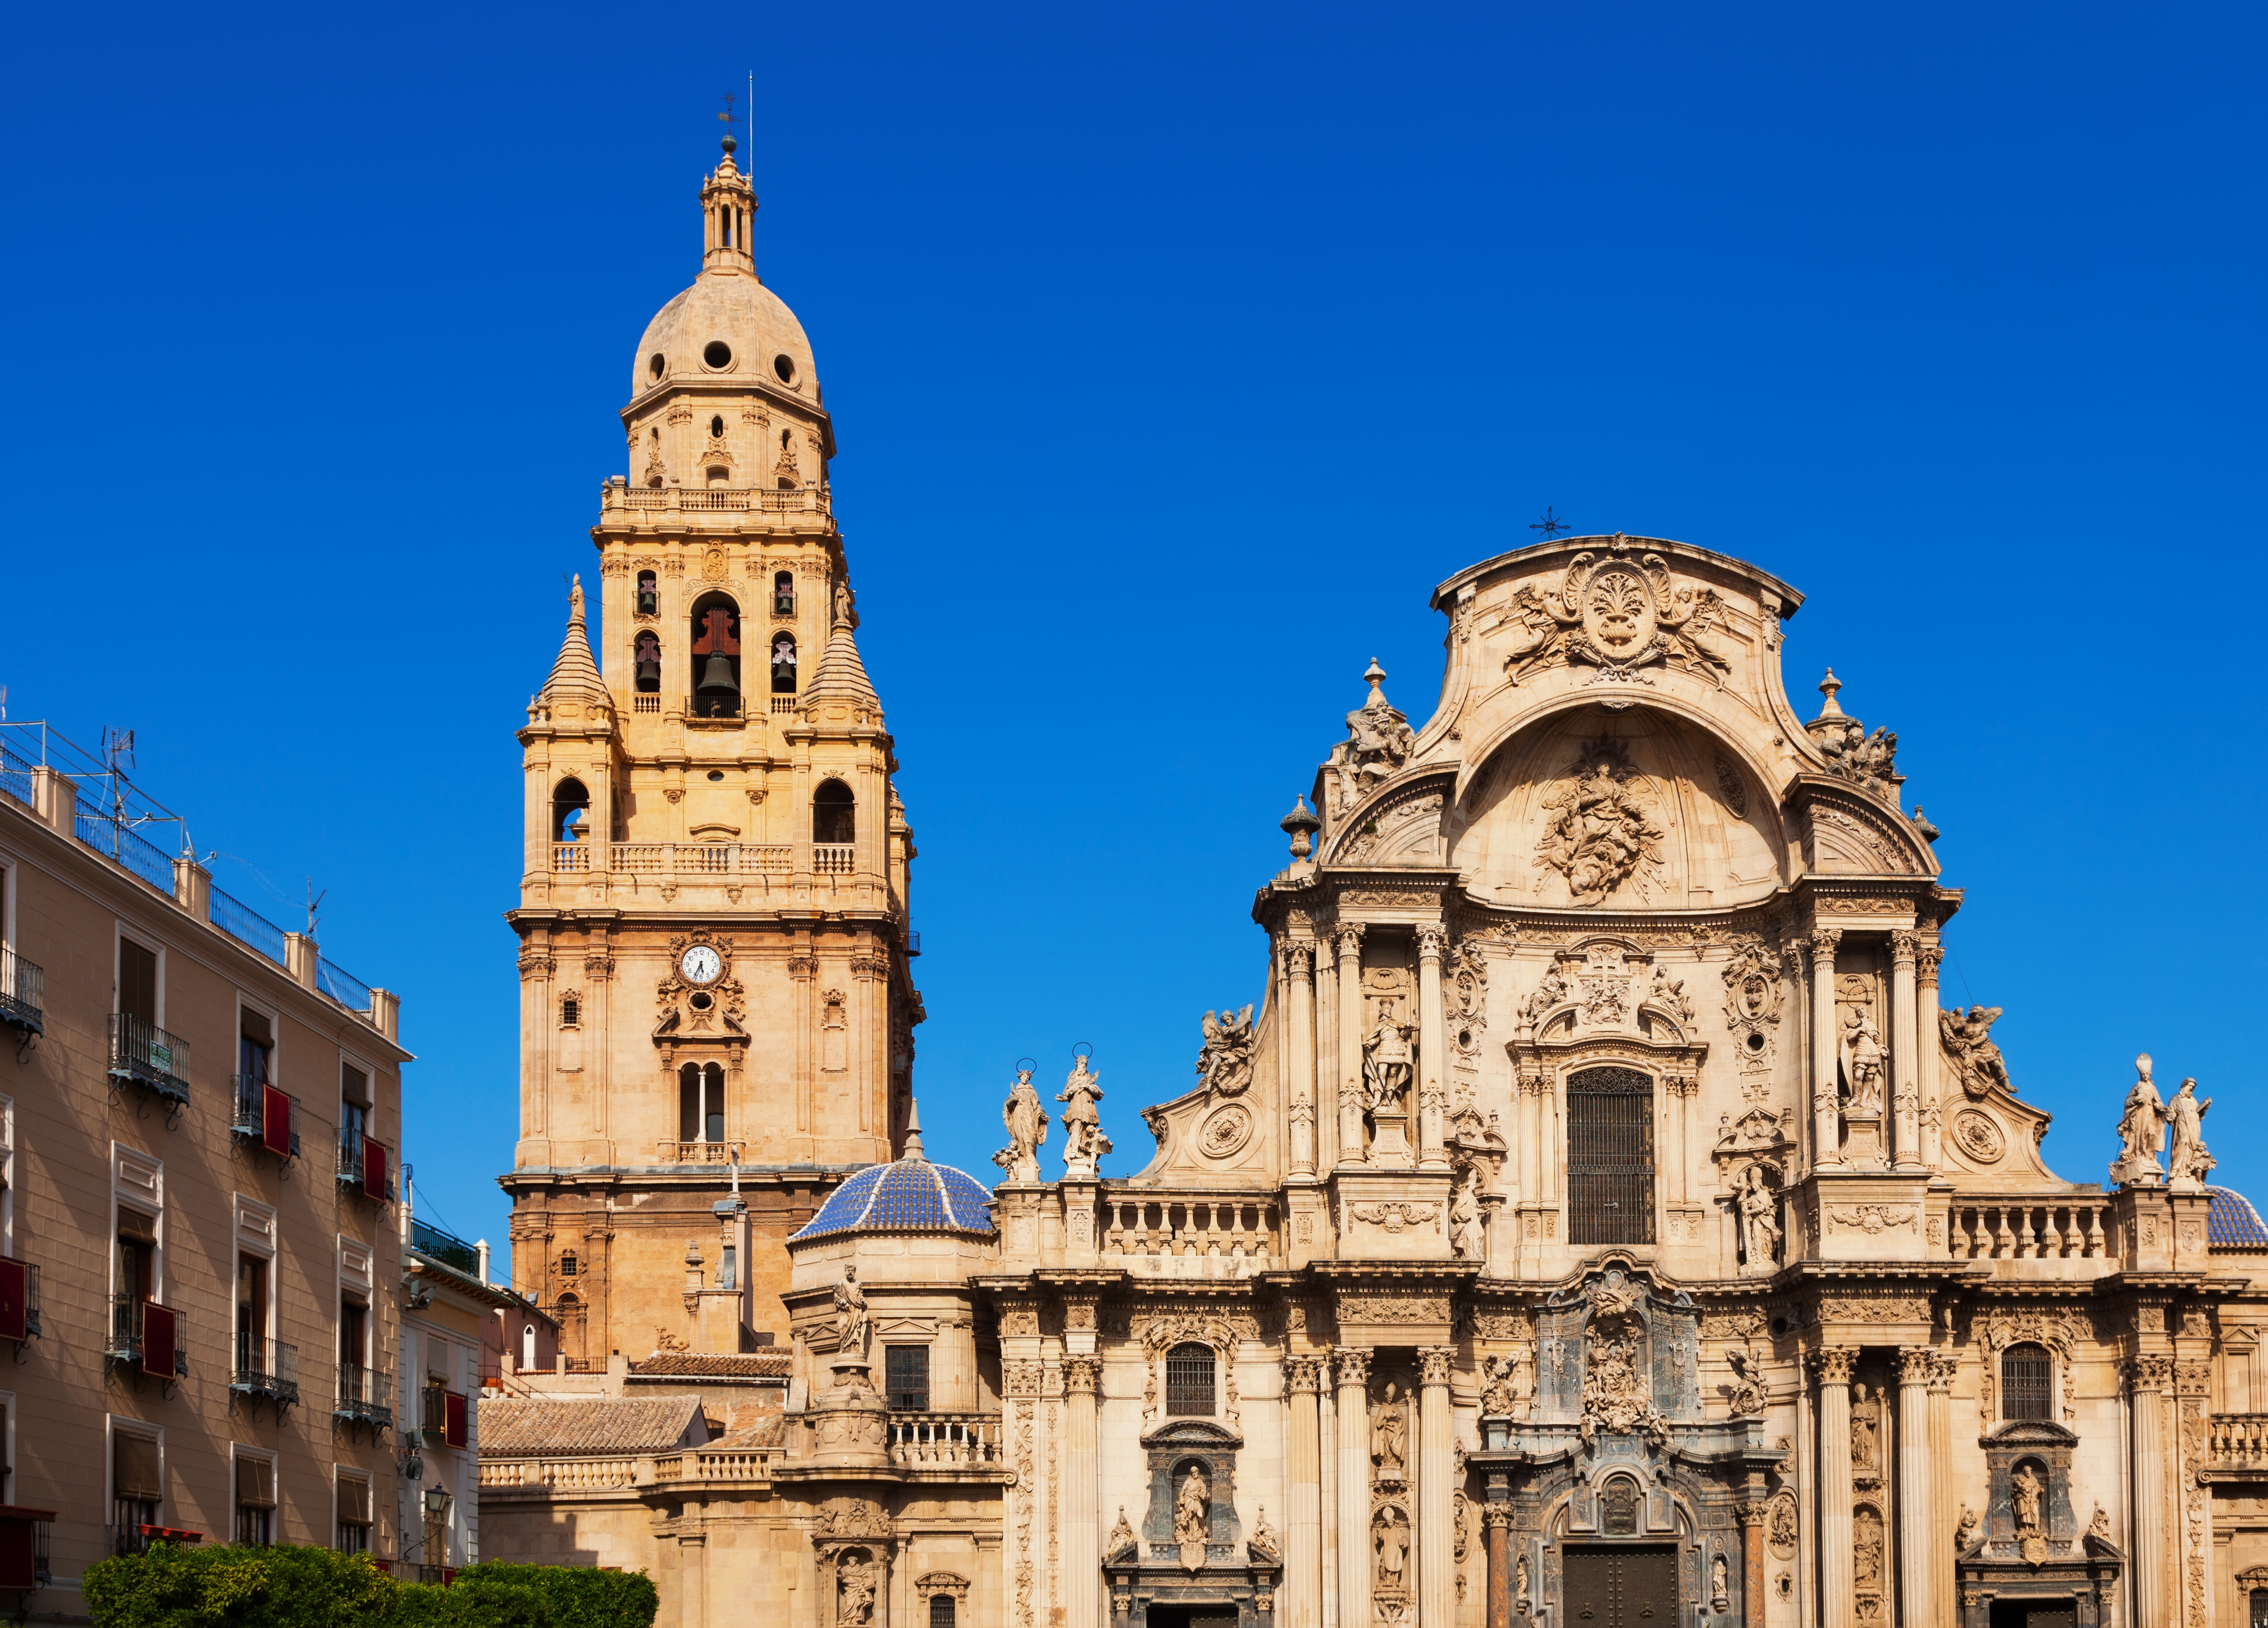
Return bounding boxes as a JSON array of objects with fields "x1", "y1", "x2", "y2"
[{"x1": 789, "y1": 1106, "x2": 995, "y2": 1242}]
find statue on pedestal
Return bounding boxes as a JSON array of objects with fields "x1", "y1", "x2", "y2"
[
  {"x1": 2112, "y1": 1053, "x2": 2168, "y2": 1185},
  {"x1": 2168, "y1": 1077, "x2": 2214, "y2": 1186},
  {"x1": 1363, "y1": 1004, "x2": 1415, "y2": 1114},
  {"x1": 1058, "y1": 1053, "x2": 1111, "y2": 1174},
  {"x1": 832, "y1": 1265, "x2": 870, "y2": 1363},
  {"x1": 995, "y1": 1065, "x2": 1048, "y2": 1182}
]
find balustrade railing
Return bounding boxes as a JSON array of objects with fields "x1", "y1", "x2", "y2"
[
  {"x1": 480, "y1": 1457, "x2": 641, "y2": 1493},
  {"x1": 2209, "y1": 1414, "x2": 2268, "y2": 1468},
  {"x1": 887, "y1": 1413, "x2": 1003, "y2": 1468},
  {"x1": 813, "y1": 843, "x2": 856, "y2": 875},
  {"x1": 1102, "y1": 1196, "x2": 1282, "y2": 1269},
  {"x1": 1945, "y1": 1198, "x2": 2112, "y2": 1260},
  {"x1": 602, "y1": 484, "x2": 825, "y2": 515},
  {"x1": 555, "y1": 843, "x2": 798, "y2": 876},
  {"x1": 654, "y1": 1140, "x2": 746, "y2": 1165}
]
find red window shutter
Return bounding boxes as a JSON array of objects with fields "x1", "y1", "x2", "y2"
[
  {"x1": 0, "y1": 1259, "x2": 27, "y2": 1344},
  {"x1": 0, "y1": 1513, "x2": 35, "y2": 1590},
  {"x1": 262, "y1": 1086, "x2": 293, "y2": 1159},
  {"x1": 364, "y1": 1137, "x2": 388, "y2": 1200},
  {"x1": 444, "y1": 1390, "x2": 468, "y2": 1449},
  {"x1": 142, "y1": 1301, "x2": 177, "y2": 1376}
]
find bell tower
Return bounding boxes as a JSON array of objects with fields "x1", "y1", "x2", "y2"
[{"x1": 502, "y1": 132, "x2": 921, "y2": 1363}]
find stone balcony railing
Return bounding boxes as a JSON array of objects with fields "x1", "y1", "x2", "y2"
[
  {"x1": 2208, "y1": 1415, "x2": 2268, "y2": 1472},
  {"x1": 600, "y1": 483, "x2": 833, "y2": 521},
  {"x1": 1945, "y1": 1196, "x2": 2114, "y2": 1261},
  {"x1": 554, "y1": 842, "x2": 796, "y2": 876},
  {"x1": 654, "y1": 1140, "x2": 746, "y2": 1166},
  {"x1": 479, "y1": 1457, "x2": 641, "y2": 1496},
  {"x1": 652, "y1": 1448, "x2": 778, "y2": 1486},
  {"x1": 887, "y1": 1413, "x2": 1004, "y2": 1469},
  {"x1": 1101, "y1": 1194, "x2": 1283, "y2": 1277}
]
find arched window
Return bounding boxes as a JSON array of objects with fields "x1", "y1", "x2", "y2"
[
  {"x1": 771, "y1": 632, "x2": 798, "y2": 694},
  {"x1": 1567, "y1": 1066, "x2": 1655, "y2": 1245},
  {"x1": 636, "y1": 570, "x2": 658, "y2": 616},
  {"x1": 679, "y1": 1062, "x2": 725, "y2": 1144},
  {"x1": 552, "y1": 779, "x2": 590, "y2": 844},
  {"x1": 1165, "y1": 1343, "x2": 1216, "y2": 1416},
  {"x1": 2001, "y1": 1343, "x2": 2052, "y2": 1421},
  {"x1": 689, "y1": 594, "x2": 742, "y2": 718},
  {"x1": 813, "y1": 780, "x2": 855, "y2": 845},
  {"x1": 519, "y1": 1322, "x2": 536, "y2": 1369},
  {"x1": 773, "y1": 571, "x2": 796, "y2": 616},
  {"x1": 634, "y1": 630, "x2": 663, "y2": 693}
]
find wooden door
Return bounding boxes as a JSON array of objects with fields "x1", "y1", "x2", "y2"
[{"x1": 1564, "y1": 1544, "x2": 1678, "y2": 1626}]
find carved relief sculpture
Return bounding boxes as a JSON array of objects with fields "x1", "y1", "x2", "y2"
[
  {"x1": 1853, "y1": 1507, "x2": 1885, "y2": 1589},
  {"x1": 1533, "y1": 742, "x2": 1666, "y2": 905},
  {"x1": 1940, "y1": 1004, "x2": 2014, "y2": 1098},
  {"x1": 996, "y1": 1065, "x2": 1049, "y2": 1182},
  {"x1": 1479, "y1": 1353, "x2": 1521, "y2": 1418},
  {"x1": 1194, "y1": 1006, "x2": 1255, "y2": 1097},
  {"x1": 1499, "y1": 546, "x2": 1731, "y2": 687}
]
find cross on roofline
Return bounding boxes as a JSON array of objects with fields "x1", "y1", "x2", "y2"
[{"x1": 1531, "y1": 506, "x2": 1571, "y2": 540}]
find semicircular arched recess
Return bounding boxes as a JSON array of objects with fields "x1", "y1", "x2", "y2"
[{"x1": 1449, "y1": 702, "x2": 1788, "y2": 911}]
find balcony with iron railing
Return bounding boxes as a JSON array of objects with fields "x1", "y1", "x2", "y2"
[
  {"x1": 230, "y1": 1076, "x2": 300, "y2": 1164},
  {"x1": 0, "y1": 1505, "x2": 54, "y2": 1589},
  {"x1": 106, "y1": 1296, "x2": 187, "y2": 1380},
  {"x1": 336, "y1": 1130, "x2": 395, "y2": 1203},
  {"x1": 0, "y1": 1258, "x2": 42, "y2": 1350},
  {"x1": 0, "y1": 949, "x2": 41, "y2": 1039},
  {"x1": 108, "y1": 1014, "x2": 189, "y2": 1107},
  {"x1": 334, "y1": 1363, "x2": 393, "y2": 1432},
  {"x1": 230, "y1": 1334, "x2": 300, "y2": 1412}
]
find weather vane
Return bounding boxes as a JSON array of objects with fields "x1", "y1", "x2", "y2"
[{"x1": 1530, "y1": 506, "x2": 1571, "y2": 540}]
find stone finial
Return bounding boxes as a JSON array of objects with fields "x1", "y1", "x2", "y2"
[
  {"x1": 1362, "y1": 658, "x2": 1389, "y2": 707},
  {"x1": 902, "y1": 1096, "x2": 926, "y2": 1161},
  {"x1": 1816, "y1": 668, "x2": 1846, "y2": 718},
  {"x1": 1280, "y1": 793, "x2": 1321, "y2": 859}
]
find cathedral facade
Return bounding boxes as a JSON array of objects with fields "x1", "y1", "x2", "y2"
[{"x1": 479, "y1": 139, "x2": 2268, "y2": 1628}]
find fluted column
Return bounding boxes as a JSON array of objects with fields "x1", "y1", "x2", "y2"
[
  {"x1": 1416, "y1": 925, "x2": 1449, "y2": 1169},
  {"x1": 1318, "y1": 1377, "x2": 1339, "y2": 1628},
  {"x1": 1812, "y1": 1347, "x2": 1857, "y2": 1628},
  {"x1": 1895, "y1": 1348, "x2": 1932, "y2": 1625},
  {"x1": 2131, "y1": 1355, "x2": 2173, "y2": 1628},
  {"x1": 1065, "y1": 1356, "x2": 1100, "y2": 1628},
  {"x1": 1334, "y1": 926, "x2": 1366, "y2": 1166},
  {"x1": 1484, "y1": 1506, "x2": 1512, "y2": 1628},
  {"x1": 1285, "y1": 1358, "x2": 1323, "y2": 1628},
  {"x1": 1809, "y1": 930, "x2": 1844, "y2": 1169},
  {"x1": 1316, "y1": 947, "x2": 1340, "y2": 1172},
  {"x1": 1928, "y1": 1352, "x2": 1956, "y2": 1628},
  {"x1": 1917, "y1": 944, "x2": 1945, "y2": 1169},
  {"x1": 1418, "y1": 1347, "x2": 1455, "y2": 1626},
  {"x1": 1889, "y1": 932, "x2": 1921, "y2": 1170},
  {"x1": 1334, "y1": 1349, "x2": 1372, "y2": 1628},
  {"x1": 1288, "y1": 944, "x2": 1318, "y2": 1178}
]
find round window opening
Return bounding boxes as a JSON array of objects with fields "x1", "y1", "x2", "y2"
[
  {"x1": 773, "y1": 352, "x2": 796, "y2": 383},
  {"x1": 704, "y1": 340, "x2": 733, "y2": 369},
  {"x1": 689, "y1": 991, "x2": 714, "y2": 1012},
  {"x1": 648, "y1": 352, "x2": 666, "y2": 381},
  {"x1": 1746, "y1": 1032, "x2": 1766, "y2": 1054},
  {"x1": 706, "y1": 770, "x2": 724, "y2": 782}
]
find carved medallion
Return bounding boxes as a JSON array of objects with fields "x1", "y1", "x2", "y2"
[
  {"x1": 1951, "y1": 1108, "x2": 2006, "y2": 1163},
  {"x1": 1197, "y1": 1104, "x2": 1254, "y2": 1159}
]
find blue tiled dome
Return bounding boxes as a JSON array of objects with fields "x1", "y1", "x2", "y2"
[
  {"x1": 2208, "y1": 1187, "x2": 2268, "y2": 1248},
  {"x1": 792, "y1": 1151, "x2": 996, "y2": 1242}
]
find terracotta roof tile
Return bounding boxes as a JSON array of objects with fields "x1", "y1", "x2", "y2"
[
  {"x1": 626, "y1": 1353, "x2": 791, "y2": 1379},
  {"x1": 478, "y1": 1396, "x2": 701, "y2": 1457}
]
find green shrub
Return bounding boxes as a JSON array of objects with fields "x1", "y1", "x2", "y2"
[{"x1": 83, "y1": 1545, "x2": 656, "y2": 1628}]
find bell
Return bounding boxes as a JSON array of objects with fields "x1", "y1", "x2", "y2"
[{"x1": 697, "y1": 654, "x2": 739, "y2": 696}]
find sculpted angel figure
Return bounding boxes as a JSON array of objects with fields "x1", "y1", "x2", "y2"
[
  {"x1": 832, "y1": 1264, "x2": 870, "y2": 1361},
  {"x1": 1371, "y1": 1382, "x2": 1409, "y2": 1475},
  {"x1": 2168, "y1": 1077, "x2": 2215, "y2": 1183},
  {"x1": 1449, "y1": 1166, "x2": 1484, "y2": 1261},
  {"x1": 1325, "y1": 666, "x2": 1416, "y2": 813},
  {"x1": 995, "y1": 1065, "x2": 1048, "y2": 1181},
  {"x1": 1173, "y1": 1464, "x2": 1210, "y2": 1545},
  {"x1": 1363, "y1": 1004, "x2": 1415, "y2": 1114},
  {"x1": 1839, "y1": 1006, "x2": 1886, "y2": 1114},
  {"x1": 1195, "y1": 1005, "x2": 1256, "y2": 1097},
  {"x1": 2114, "y1": 1053, "x2": 2167, "y2": 1176},
  {"x1": 1735, "y1": 1164, "x2": 1782, "y2": 1273},
  {"x1": 1057, "y1": 1053, "x2": 1111, "y2": 1171},
  {"x1": 1940, "y1": 1004, "x2": 2013, "y2": 1097},
  {"x1": 2011, "y1": 1462, "x2": 2044, "y2": 1533}
]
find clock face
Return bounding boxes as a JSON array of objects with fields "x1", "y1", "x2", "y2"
[{"x1": 679, "y1": 945, "x2": 723, "y2": 986}]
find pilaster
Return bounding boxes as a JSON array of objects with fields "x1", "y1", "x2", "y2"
[
  {"x1": 1287, "y1": 942, "x2": 1318, "y2": 1178},
  {"x1": 1889, "y1": 932, "x2": 1921, "y2": 1170},
  {"x1": 1894, "y1": 1347, "x2": 1932, "y2": 1626},
  {"x1": 1808, "y1": 930, "x2": 1843, "y2": 1169},
  {"x1": 1415, "y1": 925, "x2": 1449, "y2": 1170},
  {"x1": 1333, "y1": 925, "x2": 1366, "y2": 1167},
  {"x1": 1811, "y1": 1346, "x2": 1857, "y2": 1628},
  {"x1": 1333, "y1": 1348, "x2": 1372, "y2": 1628},
  {"x1": 1284, "y1": 1357, "x2": 1323, "y2": 1628}
]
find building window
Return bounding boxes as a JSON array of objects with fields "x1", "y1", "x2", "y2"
[
  {"x1": 885, "y1": 1345, "x2": 930, "y2": 1412},
  {"x1": 234, "y1": 1253, "x2": 269, "y2": 1388},
  {"x1": 930, "y1": 1596, "x2": 957, "y2": 1628},
  {"x1": 118, "y1": 938, "x2": 158, "y2": 1030},
  {"x1": 559, "y1": 1251, "x2": 577, "y2": 1277},
  {"x1": 336, "y1": 1473, "x2": 372, "y2": 1554},
  {"x1": 690, "y1": 595, "x2": 743, "y2": 718},
  {"x1": 678, "y1": 1063, "x2": 725, "y2": 1143},
  {"x1": 560, "y1": 996, "x2": 580, "y2": 1028},
  {"x1": 634, "y1": 630, "x2": 663, "y2": 693},
  {"x1": 813, "y1": 780, "x2": 855, "y2": 845},
  {"x1": 773, "y1": 571, "x2": 795, "y2": 616},
  {"x1": 1165, "y1": 1343, "x2": 1216, "y2": 1417},
  {"x1": 1567, "y1": 1066, "x2": 1656, "y2": 1245},
  {"x1": 339, "y1": 1296, "x2": 368, "y2": 1397},
  {"x1": 636, "y1": 570, "x2": 658, "y2": 616},
  {"x1": 2002, "y1": 1343, "x2": 2052, "y2": 1421},
  {"x1": 234, "y1": 1453, "x2": 275, "y2": 1546},
  {"x1": 111, "y1": 1427, "x2": 161, "y2": 1556},
  {"x1": 552, "y1": 778, "x2": 590, "y2": 844},
  {"x1": 770, "y1": 632, "x2": 798, "y2": 694}
]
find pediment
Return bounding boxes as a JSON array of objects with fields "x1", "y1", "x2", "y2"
[
  {"x1": 1793, "y1": 779, "x2": 1934, "y2": 878},
  {"x1": 1324, "y1": 775, "x2": 1452, "y2": 867},
  {"x1": 1984, "y1": 1420, "x2": 2079, "y2": 1449},
  {"x1": 1140, "y1": 1417, "x2": 1244, "y2": 1450}
]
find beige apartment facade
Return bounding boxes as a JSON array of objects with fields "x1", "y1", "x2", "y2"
[
  {"x1": 480, "y1": 136, "x2": 2268, "y2": 1628},
  {"x1": 0, "y1": 724, "x2": 409, "y2": 1620}
]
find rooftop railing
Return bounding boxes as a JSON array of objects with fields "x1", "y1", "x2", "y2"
[
  {"x1": 75, "y1": 814, "x2": 177, "y2": 895},
  {"x1": 411, "y1": 1220, "x2": 480, "y2": 1276},
  {"x1": 209, "y1": 887, "x2": 287, "y2": 964}
]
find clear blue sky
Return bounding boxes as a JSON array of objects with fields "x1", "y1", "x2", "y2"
[{"x1": 2, "y1": 3, "x2": 2262, "y2": 1257}]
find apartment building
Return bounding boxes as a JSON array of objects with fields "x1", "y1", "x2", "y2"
[{"x1": 0, "y1": 721, "x2": 410, "y2": 1620}]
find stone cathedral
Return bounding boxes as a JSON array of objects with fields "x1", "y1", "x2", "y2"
[{"x1": 481, "y1": 137, "x2": 2268, "y2": 1628}]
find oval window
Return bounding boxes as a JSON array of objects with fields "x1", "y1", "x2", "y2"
[
  {"x1": 704, "y1": 340, "x2": 733, "y2": 369},
  {"x1": 773, "y1": 353, "x2": 796, "y2": 384},
  {"x1": 648, "y1": 352, "x2": 666, "y2": 381}
]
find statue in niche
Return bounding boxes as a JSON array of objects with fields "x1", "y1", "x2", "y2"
[
  {"x1": 1734, "y1": 1164, "x2": 1782, "y2": 1274},
  {"x1": 1194, "y1": 1006, "x2": 1255, "y2": 1097},
  {"x1": 832, "y1": 1265, "x2": 870, "y2": 1361},
  {"x1": 994, "y1": 1065, "x2": 1048, "y2": 1182},
  {"x1": 1710, "y1": 1553, "x2": 1731, "y2": 1611},
  {"x1": 2011, "y1": 1462, "x2": 2045, "y2": 1533},
  {"x1": 1852, "y1": 1509, "x2": 1884, "y2": 1588},
  {"x1": 1363, "y1": 1003, "x2": 1415, "y2": 1114},
  {"x1": 2168, "y1": 1078, "x2": 2215, "y2": 1184},
  {"x1": 1449, "y1": 1166, "x2": 1484, "y2": 1260},
  {"x1": 1371, "y1": 1382, "x2": 1409, "y2": 1477},
  {"x1": 1849, "y1": 1383, "x2": 1879, "y2": 1469},
  {"x1": 1839, "y1": 1004, "x2": 1886, "y2": 1114},
  {"x1": 1941, "y1": 1004, "x2": 2013, "y2": 1098},
  {"x1": 836, "y1": 1556, "x2": 876, "y2": 1627},
  {"x1": 1374, "y1": 1509, "x2": 1409, "y2": 1592},
  {"x1": 1173, "y1": 1464, "x2": 1210, "y2": 1545},
  {"x1": 2114, "y1": 1053, "x2": 2168, "y2": 1181},
  {"x1": 1057, "y1": 1053, "x2": 1111, "y2": 1172},
  {"x1": 1514, "y1": 1552, "x2": 1530, "y2": 1603}
]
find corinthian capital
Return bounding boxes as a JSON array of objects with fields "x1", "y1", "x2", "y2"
[
  {"x1": 2126, "y1": 1354, "x2": 2175, "y2": 1394},
  {"x1": 1808, "y1": 928, "x2": 1844, "y2": 966},
  {"x1": 1331, "y1": 923, "x2": 1367, "y2": 960},
  {"x1": 1889, "y1": 930, "x2": 1920, "y2": 968},
  {"x1": 1809, "y1": 1346, "x2": 1857, "y2": 1387},
  {"x1": 1284, "y1": 941, "x2": 1316, "y2": 977},
  {"x1": 1415, "y1": 923, "x2": 1450, "y2": 960},
  {"x1": 1064, "y1": 1355, "x2": 1101, "y2": 1395},
  {"x1": 1332, "y1": 1347, "x2": 1372, "y2": 1389},
  {"x1": 1895, "y1": 1346, "x2": 1935, "y2": 1385},
  {"x1": 1283, "y1": 1356, "x2": 1322, "y2": 1394},
  {"x1": 1419, "y1": 1346, "x2": 1456, "y2": 1387}
]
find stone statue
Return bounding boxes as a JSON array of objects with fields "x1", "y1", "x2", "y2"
[
  {"x1": 1195, "y1": 1006, "x2": 1256, "y2": 1097},
  {"x1": 1480, "y1": 1354, "x2": 1521, "y2": 1418},
  {"x1": 1646, "y1": 963, "x2": 1694, "y2": 1025},
  {"x1": 1057, "y1": 1053, "x2": 1111, "y2": 1173},
  {"x1": 1246, "y1": 1505, "x2": 1279, "y2": 1561},
  {"x1": 832, "y1": 1265, "x2": 870, "y2": 1361},
  {"x1": 2168, "y1": 1077, "x2": 2215, "y2": 1184},
  {"x1": 1710, "y1": 1553, "x2": 1730, "y2": 1611},
  {"x1": 1371, "y1": 1382, "x2": 1409, "y2": 1477},
  {"x1": 2113, "y1": 1053, "x2": 2168, "y2": 1182},
  {"x1": 1725, "y1": 1345, "x2": 1769, "y2": 1416},
  {"x1": 1940, "y1": 1004, "x2": 2013, "y2": 1098},
  {"x1": 2087, "y1": 1504, "x2": 2110, "y2": 1542},
  {"x1": 2011, "y1": 1462, "x2": 2044, "y2": 1533},
  {"x1": 1735, "y1": 1164, "x2": 1782, "y2": 1274},
  {"x1": 1514, "y1": 1552, "x2": 1530, "y2": 1602},
  {"x1": 1839, "y1": 1006, "x2": 1886, "y2": 1114},
  {"x1": 1449, "y1": 1166, "x2": 1484, "y2": 1261},
  {"x1": 837, "y1": 1557, "x2": 876, "y2": 1626},
  {"x1": 1849, "y1": 1383, "x2": 1878, "y2": 1469},
  {"x1": 1852, "y1": 1508, "x2": 1884, "y2": 1587},
  {"x1": 1955, "y1": 1504, "x2": 1980, "y2": 1552},
  {"x1": 1521, "y1": 961, "x2": 1573, "y2": 1026},
  {"x1": 1374, "y1": 1511, "x2": 1408, "y2": 1591},
  {"x1": 996, "y1": 1065, "x2": 1048, "y2": 1182},
  {"x1": 1363, "y1": 1004, "x2": 1415, "y2": 1114},
  {"x1": 1106, "y1": 1507, "x2": 1137, "y2": 1559},
  {"x1": 1324, "y1": 661, "x2": 1416, "y2": 814},
  {"x1": 1173, "y1": 1464, "x2": 1210, "y2": 1545}
]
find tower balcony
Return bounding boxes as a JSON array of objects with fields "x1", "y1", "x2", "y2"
[{"x1": 599, "y1": 481, "x2": 833, "y2": 529}]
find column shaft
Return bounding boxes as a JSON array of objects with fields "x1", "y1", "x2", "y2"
[
  {"x1": 1319, "y1": 1382, "x2": 1339, "y2": 1628},
  {"x1": 1416, "y1": 926, "x2": 1449, "y2": 1168},
  {"x1": 1739, "y1": 1506, "x2": 1766, "y2": 1628},
  {"x1": 1288, "y1": 945, "x2": 1318, "y2": 1177},
  {"x1": 1334, "y1": 928, "x2": 1366, "y2": 1165},
  {"x1": 1890, "y1": 933, "x2": 1921, "y2": 1169},
  {"x1": 2133, "y1": 1358, "x2": 2171, "y2": 1628},
  {"x1": 1929, "y1": 1355, "x2": 1955, "y2": 1628},
  {"x1": 1895, "y1": 1350, "x2": 1932, "y2": 1626},
  {"x1": 1286, "y1": 1360, "x2": 1322, "y2": 1628},
  {"x1": 1814, "y1": 1349, "x2": 1856, "y2": 1628},
  {"x1": 1316, "y1": 952, "x2": 1340, "y2": 1172},
  {"x1": 1066, "y1": 1359, "x2": 1099, "y2": 1628},
  {"x1": 1917, "y1": 945, "x2": 1944, "y2": 1169},
  {"x1": 1809, "y1": 931, "x2": 1844, "y2": 1169},
  {"x1": 1334, "y1": 1352, "x2": 1372, "y2": 1628},
  {"x1": 1485, "y1": 1511, "x2": 1510, "y2": 1628},
  {"x1": 1418, "y1": 1349, "x2": 1456, "y2": 1627}
]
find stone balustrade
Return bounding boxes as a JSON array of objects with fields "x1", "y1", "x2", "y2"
[
  {"x1": 1945, "y1": 1197, "x2": 2112, "y2": 1260},
  {"x1": 2209, "y1": 1414, "x2": 2268, "y2": 1469},
  {"x1": 887, "y1": 1413, "x2": 1003, "y2": 1468},
  {"x1": 601, "y1": 484, "x2": 831, "y2": 518},
  {"x1": 479, "y1": 1457, "x2": 640, "y2": 1495},
  {"x1": 1102, "y1": 1196, "x2": 1281, "y2": 1276}
]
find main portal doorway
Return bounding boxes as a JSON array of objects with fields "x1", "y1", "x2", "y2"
[{"x1": 1564, "y1": 1543, "x2": 1678, "y2": 1626}]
